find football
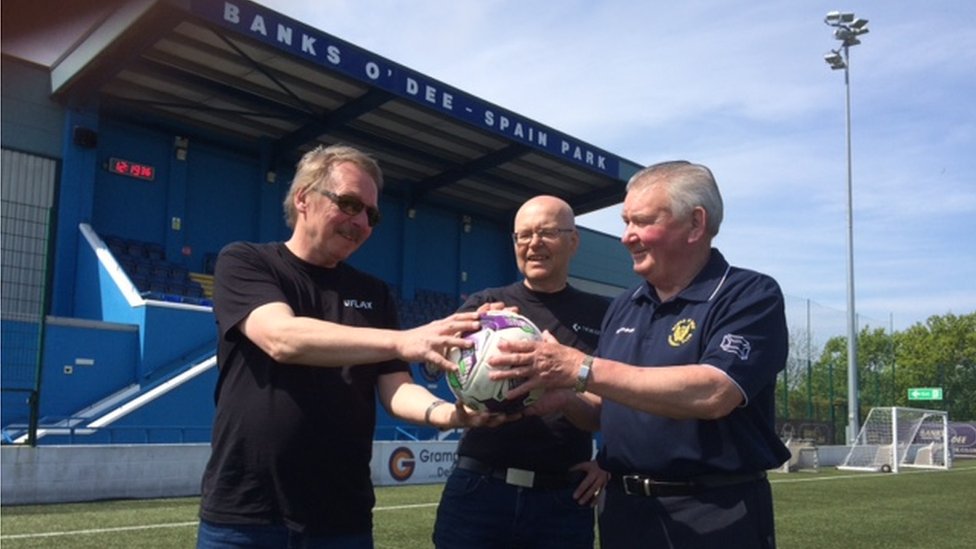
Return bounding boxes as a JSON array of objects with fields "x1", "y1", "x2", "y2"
[{"x1": 445, "y1": 311, "x2": 545, "y2": 413}]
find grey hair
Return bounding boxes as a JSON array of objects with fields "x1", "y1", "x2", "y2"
[
  {"x1": 282, "y1": 144, "x2": 384, "y2": 228},
  {"x1": 625, "y1": 160, "x2": 724, "y2": 236}
]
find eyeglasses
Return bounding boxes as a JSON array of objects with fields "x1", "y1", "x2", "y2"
[
  {"x1": 511, "y1": 228, "x2": 574, "y2": 244},
  {"x1": 313, "y1": 188, "x2": 381, "y2": 227}
]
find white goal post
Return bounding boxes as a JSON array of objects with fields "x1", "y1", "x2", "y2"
[{"x1": 838, "y1": 407, "x2": 951, "y2": 473}]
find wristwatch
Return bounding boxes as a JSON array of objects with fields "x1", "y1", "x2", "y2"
[{"x1": 574, "y1": 355, "x2": 594, "y2": 393}]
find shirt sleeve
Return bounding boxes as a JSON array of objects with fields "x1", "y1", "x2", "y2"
[
  {"x1": 212, "y1": 243, "x2": 284, "y2": 342},
  {"x1": 699, "y1": 274, "x2": 788, "y2": 401},
  {"x1": 457, "y1": 289, "x2": 497, "y2": 314}
]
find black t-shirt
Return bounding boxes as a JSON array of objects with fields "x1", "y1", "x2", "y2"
[
  {"x1": 456, "y1": 282, "x2": 609, "y2": 472},
  {"x1": 199, "y1": 242, "x2": 407, "y2": 535}
]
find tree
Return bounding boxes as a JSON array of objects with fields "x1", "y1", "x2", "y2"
[
  {"x1": 893, "y1": 313, "x2": 976, "y2": 420},
  {"x1": 777, "y1": 311, "x2": 976, "y2": 442}
]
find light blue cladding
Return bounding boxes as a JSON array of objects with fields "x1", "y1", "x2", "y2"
[
  {"x1": 574, "y1": 228, "x2": 639, "y2": 290},
  {"x1": 0, "y1": 59, "x2": 64, "y2": 159}
]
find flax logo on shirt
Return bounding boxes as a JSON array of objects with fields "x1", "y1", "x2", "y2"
[
  {"x1": 343, "y1": 299, "x2": 373, "y2": 310},
  {"x1": 668, "y1": 318, "x2": 697, "y2": 347},
  {"x1": 720, "y1": 333, "x2": 752, "y2": 360}
]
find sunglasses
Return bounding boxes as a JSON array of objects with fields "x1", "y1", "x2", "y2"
[{"x1": 313, "y1": 188, "x2": 381, "y2": 227}]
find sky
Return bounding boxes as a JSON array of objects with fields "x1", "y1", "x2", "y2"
[{"x1": 254, "y1": 0, "x2": 975, "y2": 333}]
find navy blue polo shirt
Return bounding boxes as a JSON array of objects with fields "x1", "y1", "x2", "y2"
[{"x1": 596, "y1": 249, "x2": 790, "y2": 478}]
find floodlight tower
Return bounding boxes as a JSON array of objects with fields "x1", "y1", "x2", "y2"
[{"x1": 823, "y1": 11, "x2": 869, "y2": 444}]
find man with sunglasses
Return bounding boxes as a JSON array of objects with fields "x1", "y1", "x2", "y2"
[
  {"x1": 432, "y1": 195, "x2": 610, "y2": 549},
  {"x1": 197, "y1": 145, "x2": 501, "y2": 548}
]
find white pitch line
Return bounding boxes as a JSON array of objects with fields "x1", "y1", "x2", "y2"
[
  {"x1": 0, "y1": 503, "x2": 439, "y2": 541},
  {"x1": 0, "y1": 521, "x2": 198, "y2": 540},
  {"x1": 769, "y1": 465, "x2": 974, "y2": 484},
  {"x1": 375, "y1": 502, "x2": 439, "y2": 511}
]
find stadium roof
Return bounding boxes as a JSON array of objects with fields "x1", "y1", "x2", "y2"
[{"x1": 2, "y1": 0, "x2": 643, "y2": 223}]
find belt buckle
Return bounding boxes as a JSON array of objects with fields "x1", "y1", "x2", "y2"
[
  {"x1": 505, "y1": 468, "x2": 535, "y2": 488},
  {"x1": 622, "y1": 474, "x2": 650, "y2": 496},
  {"x1": 622, "y1": 475, "x2": 691, "y2": 496}
]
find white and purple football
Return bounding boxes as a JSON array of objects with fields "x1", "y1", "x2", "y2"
[{"x1": 446, "y1": 311, "x2": 545, "y2": 413}]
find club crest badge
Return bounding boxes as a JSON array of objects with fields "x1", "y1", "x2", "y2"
[{"x1": 668, "y1": 318, "x2": 696, "y2": 347}]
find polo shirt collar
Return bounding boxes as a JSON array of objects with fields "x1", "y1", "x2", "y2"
[{"x1": 632, "y1": 248, "x2": 731, "y2": 305}]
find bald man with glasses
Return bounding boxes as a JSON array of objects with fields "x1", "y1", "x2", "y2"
[{"x1": 433, "y1": 195, "x2": 610, "y2": 549}]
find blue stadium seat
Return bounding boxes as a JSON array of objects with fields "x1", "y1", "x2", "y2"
[
  {"x1": 131, "y1": 274, "x2": 150, "y2": 291},
  {"x1": 169, "y1": 264, "x2": 189, "y2": 282},
  {"x1": 184, "y1": 281, "x2": 204, "y2": 298},
  {"x1": 146, "y1": 243, "x2": 165, "y2": 261},
  {"x1": 150, "y1": 264, "x2": 170, "y2": 279},
  {"x1": 126, "y1": 242, "x2": 148, "y2": 258},
  {"x1": 132, "y1": 258, "x2": 153, "y2": 276}
]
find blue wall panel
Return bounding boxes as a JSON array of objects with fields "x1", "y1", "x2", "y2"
[
  {"x1": 102, "y1": 367, "x2": 217, "y2": 444},
  {"x1": 92, "y1": 120, "x2": 170, "y2": 245},
  {"x1": 346, "y1": 194, "x2": 404, "y2": 284},
  {"x1": 0, "y1": 319, "x2": 42, "y2": 426},
  {"x1": 140, "y1": 305, "x2": 216, "y2": 379},
  {"x1": 459, "y1": 218, "x2": 516, "y2": 300},
  {"x1": 39, "y1": 322, "x2": 140, "y2": 420},
  {"x1": 412, "y1": 206, "x2": 460, "y2": 295},
  {"x1": 184, "y1": 141, "x2": 262, "y2": 272}
]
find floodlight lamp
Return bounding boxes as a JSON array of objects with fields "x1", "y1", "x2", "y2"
[
  {"x1": 854, "y1": 26, "x2": 870, "y2": 36},
  {"x1": 851, "y1": 18, "x2": 869, "y2": 29},
  {"x1": 824, "y1": 52, "x2": 846, "y2": 70},
  {"x1": 834, "y1": 28, "x2": 854, "y2": 41},
  {"x1": 846, "y1": 37, "x2": 861, "y2": 47},
  {"x1": 840, "y1": 12, "x2": 855, "y2": 23},
  {"x1": 825, "y1": 11, "x2": 842, "y2": 24}
]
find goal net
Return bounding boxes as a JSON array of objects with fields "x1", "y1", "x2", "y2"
[{"x1": 838, "y1": 407, "x2": 951, "y2": 473}]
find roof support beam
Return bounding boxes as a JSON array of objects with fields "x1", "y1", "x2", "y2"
[
  {"x1": 413, "y1": 143, "x2": 531, "y2": 197},
  {"x1": 272, "y1": 88, "x2": 396, "y2": 161},
  {"x1": 130, "y1": 58, "x2": 311, "y2": 120}
]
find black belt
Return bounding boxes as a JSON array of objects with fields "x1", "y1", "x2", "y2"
[
  {"x1": 456, "y1": 456, "x2": 581, "y2": 490},
  {"x1": 616, "y1": 471, "x2": 767, "y2": 497}
]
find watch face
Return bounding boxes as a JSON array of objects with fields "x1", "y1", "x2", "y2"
[{"x1": 575, "y1": 356, "x2": 594, "y2": 392}]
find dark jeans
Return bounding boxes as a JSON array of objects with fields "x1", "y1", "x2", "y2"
[
  {"x1": 433, "y1": 467, "x2": 595, "y2": 549},
  {"x1": 196, "y1": 520, "x2": 373, "y2": 549},
  {"x1": 599, "y1": 477, "x2": 776, "y2": 549}
]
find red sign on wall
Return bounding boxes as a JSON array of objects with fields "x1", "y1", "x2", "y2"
[{"x1": 107, "y1": 157, "x2": 155, "y2": 181}]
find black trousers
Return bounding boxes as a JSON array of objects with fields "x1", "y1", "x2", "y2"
[{"x1": 599, "y1": 477, "x2": 776, "y2": 549}]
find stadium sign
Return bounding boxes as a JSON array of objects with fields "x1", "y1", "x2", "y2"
[
  {"x1": 193, "y1": 0, "x2": 621, "y2": 177},
  {"x1": 907, "y1": 387, "x2": 943, "y2": 400},
  {"x1": 372, "y1": 441, "x2": 458, "y2": 486},
  {"x1": 949, "y1": 422, "x2": 976, "y2": 458}
]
